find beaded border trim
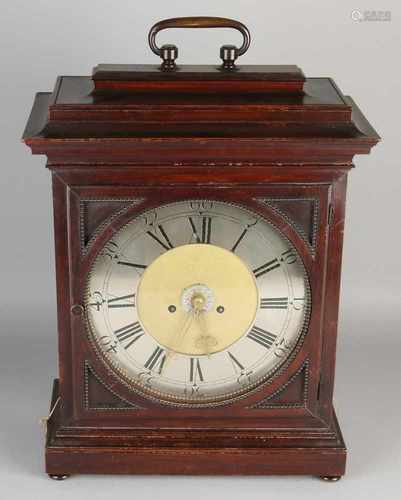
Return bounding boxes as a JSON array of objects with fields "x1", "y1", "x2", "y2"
[
  {"x1": 258, "y1": 198, "x2": 320, "y2": 255},
  {"x1": 84, "y1": 361, "x2": 144, "y2": 411},
  {"x1": 79, "y1": 198, "x2": 145, "y2": 256},
  {"x1": 250, "y1": 360, "x2": 309, "y2": 409}
]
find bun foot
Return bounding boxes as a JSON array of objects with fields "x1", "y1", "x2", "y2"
[
  {"x1": 48, "y1": 474, "x2": 70, "y2": 481},
  {"x1": 320, "y1": 475, "x2": 342, "y2": 482}
]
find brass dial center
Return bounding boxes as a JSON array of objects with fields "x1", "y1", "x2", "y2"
[
  {"x1": 136, "y1": 244, "x2": 258, "y2": 356},
  {"x1": 191, "y1": 293, "x2": 206, "y2": 312}
]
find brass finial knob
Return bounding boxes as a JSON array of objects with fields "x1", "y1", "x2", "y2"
[
  {"x1": 160, "y1": 44, "x2": 178, "y2": 71},
  {"x1": 220, "y1": 45, "x2": 238, "y2": 70}
]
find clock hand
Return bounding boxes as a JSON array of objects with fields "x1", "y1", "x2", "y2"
[
  {"x1": 195, "y1": 311, "x2": 210, "y2": 357},
  {"x1": 194, "y1": 309, "x2": 218, "y2": 357},
  {"x1": 165, "y1": 292, "x2": 217, "y2": 372},
  {"x1": 164, "y1": 311, "x2": 195, "y2": 368},
  {"x1": 190, "y1": 292, "x2": 219, "y2": 357},
  {"x1": 172, "y1": 312, "x2": 194, "y2": 351},
  {"x1": 190, "y1": 293, "x2": 210, "y2": 356}
]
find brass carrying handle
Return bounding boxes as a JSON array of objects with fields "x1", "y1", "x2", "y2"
[{"x1": 148, "y1": 17, "x2": 251, "y2": 70}]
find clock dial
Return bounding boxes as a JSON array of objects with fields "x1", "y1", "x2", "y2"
[{"x1": 86, "y1": 200, "x2": 310, "y2": 405}]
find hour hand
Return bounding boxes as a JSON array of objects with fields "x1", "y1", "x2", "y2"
[
  {"x1": 194, "y1": 311, "x2": 217, "y2": 357},
  {"x1": 164, "y1": 312, "x2": 195, "y2": 367}
]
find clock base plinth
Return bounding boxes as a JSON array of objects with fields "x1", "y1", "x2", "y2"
[{"x1": 46, "y1": 380, "x2": 346, "y2": 478}]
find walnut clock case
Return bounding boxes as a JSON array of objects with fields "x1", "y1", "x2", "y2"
[{"x1": 23, "y1": 17, "x2": 379, "y2": 480}]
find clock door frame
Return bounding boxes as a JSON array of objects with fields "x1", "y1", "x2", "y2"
[{"x1": 50, "y1": 164, "x2": 348, "y2": 437}]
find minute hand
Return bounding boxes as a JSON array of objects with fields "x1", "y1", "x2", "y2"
[
  {"x1": 194, "y1": 310, "x2": 217, "y2": 357},
  {"x1": 164, "y1": 311, "x2": 195, "y2": 368}
]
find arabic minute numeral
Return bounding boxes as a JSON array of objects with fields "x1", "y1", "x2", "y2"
[
  {"x1": 99, "y1": 335, "x2": 118, "y2": 353},
  {"x1": 292, "y1": 297, "x2": 305, "y2": 310},
  {"x1": 138, "y1": 371, "x2": 154, "y2": 387},
  {"x1": 143, "y1": 210, "x2": 158, "y2": 229},
  {"x1": 89, "y1": 291, "x2": 104, "y2": 311},
  {"x1": 227, "y1": 352, "x2": 252, "y2": 385},
  {"x1": 280, "y1": 248, "x2": 297, "y2": 265},
  {"x1": 274, "y1": 338, "x2": 292, "y2": 358},
  {"x1": 189, "y1": 201, "x2": 214, "y2": 214},
  {"x1": 102, "y1": 241, "x2": 119, "y2": 260}
]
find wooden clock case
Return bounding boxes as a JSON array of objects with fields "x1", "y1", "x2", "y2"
[{"x1": 23, "y1": 22, "x2": 379, "y2": 478}]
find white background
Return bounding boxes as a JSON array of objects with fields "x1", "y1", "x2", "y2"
[{"x1": 0, "y1": 1, "x2": 400, "y2": 498}]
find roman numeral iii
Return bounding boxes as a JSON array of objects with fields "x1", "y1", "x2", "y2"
[{"x1": 260, "y1": 297, "x2": 288, "y2": 309}]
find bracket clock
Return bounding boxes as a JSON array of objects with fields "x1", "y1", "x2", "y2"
[{"x1": 23, "y1": 17, "x2": 379, "y2": 480}]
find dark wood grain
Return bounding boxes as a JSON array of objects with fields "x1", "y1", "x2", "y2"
[
  {"x1": 92, "y1": 64, "x2": 305, "y2": 93},
  {"x1": 46, "y1": 380, "x2": 346, "y2": 476},
  {"x1": 23, "y1": 60, "x2": 379, "y2": 478}
]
